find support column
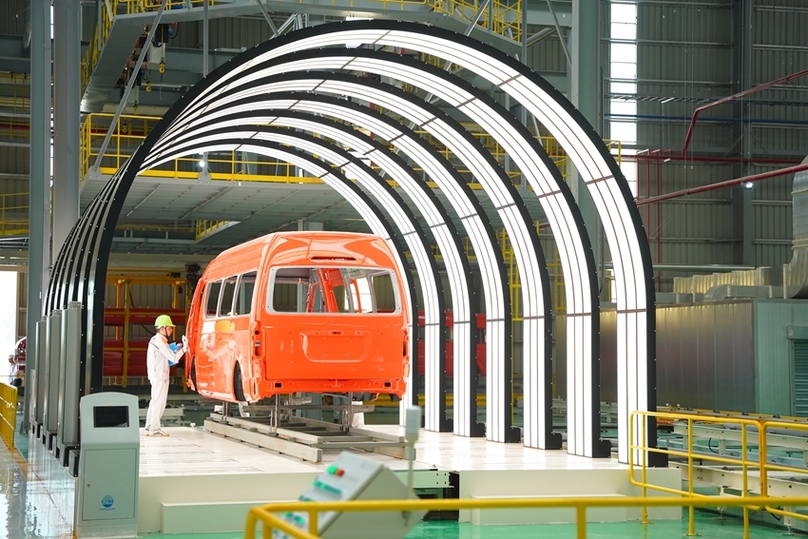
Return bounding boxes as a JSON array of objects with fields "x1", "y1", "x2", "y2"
[
  {"x1": 571, "y1": 0, "x2": 602, "y2": 134},
  {"x1": 570, "y1": 0, "x2": 603, "y2": 273},
  {"x1": 570, "y1": 0, "x2": 608, "y2": 457},
  {"x1": 25, "y1": 0, "x2": 52, "y2": 432},
  {"x1": 53, "y1": 0, "x2": 81, "y2": 260}
]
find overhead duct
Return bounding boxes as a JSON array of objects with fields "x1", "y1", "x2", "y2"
[
  {"x1": 703, "y1": 284, "x2": 778, "y2": 301},
  {"x1": 783, "y1": 155, "x2": 808, "y2": 298}
]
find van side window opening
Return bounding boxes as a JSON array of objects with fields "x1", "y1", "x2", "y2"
[
  {"x1": 220, "y1": 276, "x2": 237, "y2": 316},
  {"x1": 234, "y1": 271, "x2": 257, "y2": 315},
  {"x1": 268, "y1": 266, "x2": 399, "y2": 314},
  {"x1": 205, "y1": 281, "x2": 222, "y2": 318}
]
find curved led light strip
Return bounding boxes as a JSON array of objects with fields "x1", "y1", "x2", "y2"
[
  {"x1": 47, "y1": 22, "x2": 653, "y2": 461},
  {"x1": 172, "y1": 20, "x2": 652, "y2": 461},
  {"x1": 147, "y1": 108, "x2": 476, "y2": 434},
  {"x1": 147, "y1": 93, "x2": 513, "y2": 440},
  {"x1": 161, "y1": 49, "x2": 600, "y2": 453},
  {"x1": 47, "y1": 156, "x2": 140, "y2": 392},
  {"x1": 183, "y1": 64, "x2": 591, "y2": 450},
  {"x1": 152, "y1": 82, "x2": 548, "y2": 443},
  {"x1": 159, "y1": 138, "x2": 421, "y2": 383},
  {"x1": 148, "y1": 124, "x2": 451, "y2": 432}
]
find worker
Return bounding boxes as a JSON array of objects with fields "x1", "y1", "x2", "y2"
[
  {"x1": 145, "y1": 314, "x2": 187, "y2": 437},
  {"x1": 7, "y1": 354, "x2": 20, "y2": 387}
]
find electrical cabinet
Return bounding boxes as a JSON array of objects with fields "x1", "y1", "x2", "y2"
[{"x1": 275, "y1": 452, "x2": 425, "y2": 539}]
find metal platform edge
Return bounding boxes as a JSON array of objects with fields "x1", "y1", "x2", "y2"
[{"x1": 203, "y1": 415, "x2": 407, "y2": 462}]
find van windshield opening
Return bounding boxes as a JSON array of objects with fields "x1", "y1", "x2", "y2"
[{"x1": 268, "y1": 266, "x2": 398, "y2": 314}]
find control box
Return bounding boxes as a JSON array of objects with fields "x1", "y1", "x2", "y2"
[
  {"x1": 74, "y1": 392, "x2": 140, "y2": 538},
  {"x1": 275, "y1": 452, "x2": 425, "y2": 539}
]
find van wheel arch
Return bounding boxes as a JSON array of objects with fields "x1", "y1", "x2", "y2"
[
  {"x1": 189, "y1": 357, "x2": 197, "y2": 390},
  {"x1": 233, "y1": 362, "x2": 246, "y2": 402}
]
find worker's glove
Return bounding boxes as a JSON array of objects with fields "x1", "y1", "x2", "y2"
[{"x1": 182, "y1": 335, "x2": 189, "y2": 353}]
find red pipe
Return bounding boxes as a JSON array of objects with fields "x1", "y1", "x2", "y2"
[
  {"x1": 636, "y1": 153, "x2": 801, "y2": 165},
  {"x1": 680, "y1": 68, "x2": 808, "y2": 157},
  {"x1": 656, "y1": 156, "x2": 661, "y2": 291},
  {"x1": 636, "y1": 162, "x2": 808, "y2": 206}
]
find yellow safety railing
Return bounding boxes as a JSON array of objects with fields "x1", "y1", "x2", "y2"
[
  {"x1": 0, "y1": 192, "x2": 30, "y2": 236},
  {"x1": 605, "y1": 138, "x2": 622, "y2": 167},
  {"x1": 80, "y1": 113, "x2": 162, "y2": 176},
  {"x1": 426, "y1": 0, "x2": 521, "y2": 42},
  {"x1": 245, "y1": 495, "x2": 808, "y2": 539},
  {"x1": 0, "y1": 72, "x2": 31, "y2": 113},
  {"x1": 80, "y1": 113, "x2": 302, "y2": 183},
  {"x1": 106, "y1": 273, "x2": 188, "y2": 387},
  {"x1": 0, "y1": 382, "x2": 18, "y2": 452},
  {"x1": 442, "y1": 0, "x2": 522, "y2": 41},
  {"x1": 81, "y1": 0, "x2": 519, "y2": 91},
  {"x1": 0, "y1": 115, "x2": 31, "y2": 143},
  {"x1": 82, "y1": 0, "x2": 219, "y2": 90},
  {"x1": 195, "y1": 220, "x2": 230, "y2": 240},
  {"x1": 630, "y1": 410, "x2": 808, "y2": 539},
  {"x1": 79, "y1": 113, "x2": 616, "y2": 189},
  {"x1": 82, "y1": 0, "x2": 116, "y2": 90}
]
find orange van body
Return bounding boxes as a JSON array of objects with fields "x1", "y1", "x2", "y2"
[{"x1": 185, "y1": 231, "x2": 410, "y2": 403}]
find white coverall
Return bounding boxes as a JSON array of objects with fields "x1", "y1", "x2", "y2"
[{"x1": 145, "y1": 333, "x2": 184, "y2": 434}]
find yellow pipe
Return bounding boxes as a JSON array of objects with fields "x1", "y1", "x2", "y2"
[
  {"x1": 742, "y1": 424, "x2": 750, "y2": 539},
  {"x1": 629, "y1": 410, "x2": 808, "y2": 535},
  {"x1": 640, "y1": 415, "x2": 649, "y2": 524},
  {"x1": 686, "y1": 417, "x2": 696, "y2": 536},
  {"x1": 0, "y1": 383, "x2": 18, "y2": 452},
  {"x1": 246, "y1": 495, "x2": 808, "y2": 539},
  {"x1": 576, "y1": 505, "x2": 586, "y2": 539}
]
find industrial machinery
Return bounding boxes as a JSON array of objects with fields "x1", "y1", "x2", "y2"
[{"x1": 274, "y1": 408, "x2": 425, "y2": 539}]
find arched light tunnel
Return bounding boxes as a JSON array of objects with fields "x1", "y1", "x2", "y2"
[{"x1": 46, "y1": 20, "x2": 655, "y2": 462}]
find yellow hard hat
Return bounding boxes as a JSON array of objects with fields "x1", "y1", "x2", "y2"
[{"x1": 154, "y1": 314, "x2": 175, "y2": 328}]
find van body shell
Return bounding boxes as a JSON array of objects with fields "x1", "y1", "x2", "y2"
[{"x1": 186, "y1": 231, "x2": 410, "y2": 403}]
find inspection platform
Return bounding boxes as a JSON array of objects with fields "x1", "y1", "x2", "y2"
[{"x1": 135, "y1": 425, "x2": 681, "y2": 534}]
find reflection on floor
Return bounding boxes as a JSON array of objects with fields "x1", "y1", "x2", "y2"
[{"x1": 1, "y1": 430, "x2": 74, "y2": 539}]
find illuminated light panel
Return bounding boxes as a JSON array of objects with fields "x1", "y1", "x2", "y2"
[
  {"x1": 251, "y1": 132, "x2": 350, "y2": 167},
  {"x1": 152, "y1": 109, "x2": 468, "y2": 434},
  {"x1": 240, "y1": 71, "x2": 546, "y2": 442},
  {"x1": 145, "y1": 145, "x2": 240, "y2": 170},
  {"x1": 137, "y1": 23, "x2": 652, "y2": 459},
  {"x1": 273, "y1": 118, "x2": 375, "y2": 154},
  {"x1": 175, "y1": 64, "x2": 564, "y2": 448},
  {"x1": 343, "y1": 58, "x2": 475, "y2": 106},
  {"x1": 291, "y1": 23, "x2": 654, "y2": 461},
  {"x1": 246, "y1": 111, "x2": 475, "y2": 424}
]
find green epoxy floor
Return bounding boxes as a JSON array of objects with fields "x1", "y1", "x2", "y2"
[
  {"x1": 2, "y1": 411, "x2": 801, "y2": 539},
  {"x1": 129, "y1": 514, "x2": 795, "y2": 539},
  {"x1": 1, "y1": 432, "x2": 796, "y2": 539}
]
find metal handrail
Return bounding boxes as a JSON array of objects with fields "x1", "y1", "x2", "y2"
[
  {"x1": 630, "y1": 410, "x2": 808, "y2": 539},
  {"x1": 245, "y1": 495, "x2": 808, "y2": 539},
  {"x1": 245, "y1": 410, "x2": 808, "y2": 539},
  {"x1": 81, "y1": 0, "x2": 520, "y2": 92},
  {"x1": 80, "y1": 113, "x2": 592, "y2": 187},
  {"x1": 0, "y1": 382, "x2": 18, "y2": 452},
  {"x1": 0, "y1": 192, "x2": 30, "y2": 236}
]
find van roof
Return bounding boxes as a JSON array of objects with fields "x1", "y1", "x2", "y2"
[{"x1": 203, "y1": 231, "x2": 393, "y2": 278}]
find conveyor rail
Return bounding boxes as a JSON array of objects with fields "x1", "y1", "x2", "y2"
[{"x1": 203, "y1": 398, "x2": 407, "y2": 462}]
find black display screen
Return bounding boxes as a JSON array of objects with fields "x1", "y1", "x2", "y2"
[{"x1": 93, "y1": 406, "x2": 129, "y2": 428}]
